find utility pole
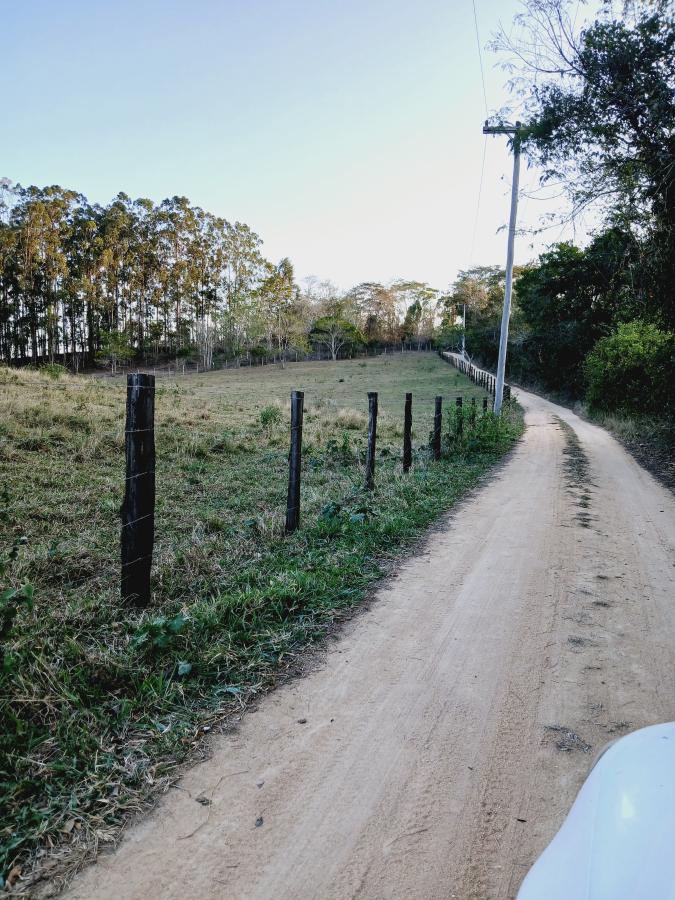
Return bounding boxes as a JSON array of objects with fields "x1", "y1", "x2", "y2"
[{"x1": 482, "y1": 120, "x2": 521, "y2": 414}]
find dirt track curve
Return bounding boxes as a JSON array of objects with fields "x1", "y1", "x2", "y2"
[{"x1": 65, "y1": 386, "x2": 675, "y2": 900}]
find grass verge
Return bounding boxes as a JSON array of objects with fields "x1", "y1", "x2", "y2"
[{"x1": 0, "y1": 353, "x2": 523, "y2": 894}]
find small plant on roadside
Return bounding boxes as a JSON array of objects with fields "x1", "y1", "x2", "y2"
[{"x1": 131, "y1": 613, "x2": 188, "y2": 652}]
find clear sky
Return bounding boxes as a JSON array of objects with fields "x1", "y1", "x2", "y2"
[{"x1": 2, "y1": 0, "x2": 588, "y2": 290}]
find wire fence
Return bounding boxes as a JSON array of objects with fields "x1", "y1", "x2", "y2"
[
  {"x1": 439, "y1": 350, "x2": 512, "y2": 404},
  {"x1": 119, "y1": 360, "x2": 505, "y2": 605}
]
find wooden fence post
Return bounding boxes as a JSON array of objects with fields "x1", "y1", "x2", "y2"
[
  {"x1": 365, "y1": 391, "x2": 378, "y2": 490},
  {"x1": 403, "y1": 392, "x2": 413, "y2": 473},
  {"x1": 483, "y1": 396, "x2": 488, "y2": 413},
  {"x1": 455, "y1": 396, "x2": 463, "y2": 437},
  {"x1": 121, "y1": 373, "x2": 155, "y2": 605},
  {"x1": 285, "y1": 390, "x2": 304, "y2": 533},
  {"x1": 470, "y1": 396, "x2": 476, "y2": 425},
  {"x1": 433, "y1": 395, "x2": 442, "y2": 460}
]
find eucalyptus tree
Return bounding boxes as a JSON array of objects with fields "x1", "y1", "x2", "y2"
[
  {"x1": 221, "y1": 221, "x2": 266, "y2": 352},
  {"x1": 346, "y1": 282, "x2": 401, "y2": 343},
  {"x1": 0, "y1": 179, "x2": 443, "y2": 367}
]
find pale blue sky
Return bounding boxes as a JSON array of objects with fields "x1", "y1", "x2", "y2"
[{"x1": 2, "y1": 0, "x2": 586, "y2": 289}]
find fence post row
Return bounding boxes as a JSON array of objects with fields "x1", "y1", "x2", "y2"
[
  {"x1": 403, "y1": 392, "x2": 413, "y2": 473},
  {"x1": 433, "y1": 396, "x2": 442, "y2": 460},
  {"x1": 118, "y1": 354, "x2": 509, "y2": 594},
  {"x1": 121, "y1": 373, "x2": 155, "y2": 606},
  {"x1": 285, "y1": 390, "x2": 304, "y2": 534},
  {"x1": 365, "y1": 391, "x2": 378, "y2": 490},
  {"x1": 441, "y1": 350, "x2": 513, "y2": 406}
]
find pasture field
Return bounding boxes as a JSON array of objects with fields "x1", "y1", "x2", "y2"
[{"x1": 0, "y1": 352, "x2": 522, "y2": 890}]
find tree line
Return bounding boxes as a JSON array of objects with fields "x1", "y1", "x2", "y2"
[{"x1": 0, "y1": 182, "x2": 439, "y2": 371}]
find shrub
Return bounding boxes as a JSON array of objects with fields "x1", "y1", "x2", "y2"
[
  {"x1": 259, "y1": 405, "x2": 283, "y2": 429},
  {"x1": 41, "y1": 363, "x2": 68, "y2": 380},
  {"x1": 584, "y1": 321, "x2": 675, "y2": 417}
]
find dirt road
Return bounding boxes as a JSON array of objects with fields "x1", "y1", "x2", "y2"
[{"x1": 65, "y1": 388, "x2": 675, "y2": 900}]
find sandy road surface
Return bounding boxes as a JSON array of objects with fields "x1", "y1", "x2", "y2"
[{"x1": 66, "y1": 387, "x2": 675, "y2": 900}]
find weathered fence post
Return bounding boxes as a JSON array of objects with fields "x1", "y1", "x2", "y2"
[
  {"x1": 483, "y1": 396, "x2": 489, "y2": 413},
  {"x1": 365, "y1": 391, "x2": 378, "y2": 490},
  {"x1": 285, "y1": 390, "x2": 304, "y2": 533},
  {"x1": 455, "y1": 395, "x2": 463, "y2": 437},
  {"x1": 505, "y1": 384, "x2": 511, "y2": 404},
  {"x1": 433, "y1": 395, "x2": 442, "y2": 460},
  {"x1": 403, "y1": 392, "x2": 413, "y2": 473},
  {"x1": 121, "y1": 373, "x2": 155, "y2": 605},
  {"x1": 470, "y1": 396, "x2": 476, "y2": 426}
]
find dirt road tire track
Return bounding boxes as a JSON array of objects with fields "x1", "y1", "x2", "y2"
[{"x1": 64, "y1": 388, "x2": 675, "y2": 900}]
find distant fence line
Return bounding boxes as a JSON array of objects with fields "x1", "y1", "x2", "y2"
[
  {"x1": 439, "y1": 351, "x2": 511, "y2": 405},
  {"x1": 120, "y1": 354, "x2": 505, "y2": 606},
  {"x1": 109, "y1": 342, "x2": 435, "y2": 380},
  {"x1": 3, "y1": 341, "x2": 436, "y2": 378}
]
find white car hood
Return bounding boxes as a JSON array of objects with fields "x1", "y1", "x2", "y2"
[{"x1": 517, "y1": 723, "x2": 675, "y2": 900}]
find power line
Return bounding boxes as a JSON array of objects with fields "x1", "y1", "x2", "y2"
[
  {"x1": 468, "y1": 135, "x2": 488, "y2": 268},
  {"x1": 467, "y1": 0, "x2": 489, "y2": 269},
  {"x1": 472, "y1": 0, "x2": 489, "y2": 118}
]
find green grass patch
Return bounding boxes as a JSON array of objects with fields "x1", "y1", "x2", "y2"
[{"x1": 0, "y1": 353, "x2": 522, "y2": 891}]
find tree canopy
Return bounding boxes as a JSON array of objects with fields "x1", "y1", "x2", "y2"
[
  {"x1": 499, "y1": 0, "x2": 675, "y2": 325},
  {"x1": 0, "y1": 182, "x2": 441, "y2": 367}
]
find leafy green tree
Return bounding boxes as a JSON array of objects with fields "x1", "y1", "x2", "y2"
[
  {"x1": 393, "y1": 281, "x2": 439, "y2": 346},
  {"x1": 500, "y1": 0, "x2": 675, "y2": 325},
  {"x1": 513, "y1": 228, "x2": 651, "y2": 394},
  {"x1": 96, "y1": 329, "x2": 134, "y2": 376},
  {"x1": 401, "y1": 300, "x2": 422, "y2": 341},
  {"x1": 346, "y1": 282, "x2": 401, "y2": 344},
  {"x1": 310, "y1": 317, "x2": 364, "y2": 360}
]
